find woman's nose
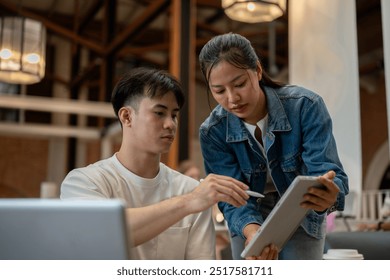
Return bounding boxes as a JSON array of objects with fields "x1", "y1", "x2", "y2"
[{"x1": 227, "y1": 89, "x2": 240, "y2": 103}]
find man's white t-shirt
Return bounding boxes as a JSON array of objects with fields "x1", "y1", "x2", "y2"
[{"x1": 61, "y1": 154, "x2": 216, "y2": 260}]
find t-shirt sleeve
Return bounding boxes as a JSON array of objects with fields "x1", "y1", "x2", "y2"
[{"x1": 60, "y1": 169, "x2": 111, "y2": 200}]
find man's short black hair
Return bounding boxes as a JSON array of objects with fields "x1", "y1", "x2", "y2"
[{"x1": 111, "y1": 67, "x2": 185, "y2": 117}]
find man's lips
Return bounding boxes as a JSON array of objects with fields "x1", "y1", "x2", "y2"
[{"x1": 161, "y1": 135, "x2": 175, "y2": 141}]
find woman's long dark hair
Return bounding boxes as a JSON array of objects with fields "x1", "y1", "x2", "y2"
[{"x1": 199, "y1": 33, "x2": 285, "y2": 91}]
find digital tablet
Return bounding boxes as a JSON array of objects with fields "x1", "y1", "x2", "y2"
[{"x1": 241, "y1": 175, "x2": 323, "y2": 258}]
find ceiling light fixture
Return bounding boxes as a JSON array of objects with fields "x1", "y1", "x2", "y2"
[
  {"x1": 0, "y1": 17, "x2": 46, "y2": 84},
  {"x1": 222, "y1": 0, "x2": 286, "y2": 23}
]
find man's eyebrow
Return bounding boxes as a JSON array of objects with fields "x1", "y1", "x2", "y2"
[{"x1": 153, "y1": 104, "x2": 180, "y2": 111}]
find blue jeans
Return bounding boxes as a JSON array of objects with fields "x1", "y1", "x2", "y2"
[{"x1": 230, "y1": 192, "x2": 326, "y2": 260}]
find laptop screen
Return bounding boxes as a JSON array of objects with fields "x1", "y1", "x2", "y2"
[{"x1": 0, "y1": 199, "x2": 131, "y2": 260}]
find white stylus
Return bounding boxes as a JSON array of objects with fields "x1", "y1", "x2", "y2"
[
  {"x1": 200, "y1": 179, "x2": 264, "y2": 198},
  {"x1": 245, "y1": 190, "x2": 265, "y2": 198}
]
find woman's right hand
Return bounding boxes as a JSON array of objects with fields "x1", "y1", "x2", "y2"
[{"x1": 243, "y1": 224, "x2": 279, "y2": 260}]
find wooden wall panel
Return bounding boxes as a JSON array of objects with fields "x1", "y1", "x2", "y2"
[{"x1": 0, "y1": 136, "x2": 48, "y2": 198}]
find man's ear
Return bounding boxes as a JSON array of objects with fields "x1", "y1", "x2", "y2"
[{"x1": 118, "y1": 107, "x2": 132, "y2": 127}]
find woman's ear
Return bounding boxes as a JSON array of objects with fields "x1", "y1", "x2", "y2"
[
  {"x1": 256, "y1": 61, "x2": 263, "y2": 81},
  {"x1": 118, "y1": 107, "x2": 132, "y2": 127}
]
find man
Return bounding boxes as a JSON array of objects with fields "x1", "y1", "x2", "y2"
[{"x1": 61, "y1": 67, "x2": 249, "y2": 259}]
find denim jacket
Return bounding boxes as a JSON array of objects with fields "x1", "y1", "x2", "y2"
[{"x1": 199, "y1": 85, "x2": 349, "y2": 240}]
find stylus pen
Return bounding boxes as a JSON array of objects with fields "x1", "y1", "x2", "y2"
[
  {"x1": 200, "y1": 179, "x2": 264, "y2": 198},
  {"x1": 245, "y1": 190, "x2": 265, "y2": 198}
]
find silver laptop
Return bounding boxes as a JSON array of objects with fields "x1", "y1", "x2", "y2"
[{"x1": 0, "y1": 199, "x2": 131, "y2": 260}]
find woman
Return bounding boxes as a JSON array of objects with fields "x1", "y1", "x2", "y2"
[{"x1": 198, "y1": 33, "x2": 349, "y2": 260}]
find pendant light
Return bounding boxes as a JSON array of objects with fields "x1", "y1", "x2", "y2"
[
  {"x1": 222, "y1": 0, "x2": 286, "y2": 23},
  {"x1": 0, "y1": 17, "x2": 46, "y2": 84}
]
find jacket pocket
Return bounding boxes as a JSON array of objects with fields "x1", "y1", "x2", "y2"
[{"x1": 279, "y1": 153, "x2": 307, "y2": 180}]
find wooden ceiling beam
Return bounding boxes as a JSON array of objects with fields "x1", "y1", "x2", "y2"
[
  {"x1": 118, "y1": 42, "x2": 169, "y2": 57},
  {"x1": 78, "y1": 0, "x2": 105, "y2": 33},
  {"x1": 105, "y1": 0, "x2": 170, "y2": 56},
  {"x1": 196, "y1": 0, "x2": 222, "y2": 9},
  {"x1": 0, "y1": 95, "x2": 114, "y2": 118},
  {"x1": 0, "y1": 0, "x2": 105, "y2": 55},
  {"x1": 196, "y1": 22, "x2": 222, "y2": 35},
  {"x1": 70, "y1": 58, "x2": 101, "y2": 89},
  {"x1": 0, "y1": 122, "x2": 102, "y2": 140}
]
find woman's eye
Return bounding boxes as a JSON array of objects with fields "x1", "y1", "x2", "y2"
[
  {"x1": 155, "y1": 111, "x2": 164, "y2": 116},
  {"x1": 235, "y1": 82, "x2": 245, "y2": 88}
]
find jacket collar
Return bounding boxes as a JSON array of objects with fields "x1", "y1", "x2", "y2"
[{"x1": 265, "y1": 86, "x2": 292, "y2": 132}]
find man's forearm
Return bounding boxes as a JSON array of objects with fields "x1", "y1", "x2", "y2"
[{"x1": 126, "y1": 194, "x2": 193, "y2": 246}]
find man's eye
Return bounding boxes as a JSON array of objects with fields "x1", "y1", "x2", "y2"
[{"x1": 155, "y1": 111, "x2": 164, "y2": 116}]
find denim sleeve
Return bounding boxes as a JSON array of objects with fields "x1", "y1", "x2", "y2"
[
  {"x1": 199, "y1": 129, "x2": 263, "y2": 239},
  {"x1": 300, "y1": 95, "x2": 349, "y2": 211}
]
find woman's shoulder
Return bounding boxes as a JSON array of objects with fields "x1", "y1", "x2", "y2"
[
  {"x1": 200, "y1": 105, "x2": 227, "y2": 130},
  {"x1": 275, "y1": 85, "x2": 322, "y2": 100}
]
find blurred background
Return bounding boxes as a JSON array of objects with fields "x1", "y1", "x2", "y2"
[{"x1": 0, "y1": 0, "x2": 389, "y2": 227}]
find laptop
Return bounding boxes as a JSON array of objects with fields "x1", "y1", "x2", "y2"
[{"x1": 0, "y1": 199, "x2": 131, "y2": 260}]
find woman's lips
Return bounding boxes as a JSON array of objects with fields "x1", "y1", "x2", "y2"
[{"x1": 231, "y1": 103, "x2": 246, "y2": 113}]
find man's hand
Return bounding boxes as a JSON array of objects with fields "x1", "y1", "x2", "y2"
[{"x1": 186, "y1": 174, "x2": 249, "y2": 213}]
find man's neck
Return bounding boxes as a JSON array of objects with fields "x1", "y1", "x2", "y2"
[{"x1": 116, "y1": 148, "x2": 160, "y2": 179}]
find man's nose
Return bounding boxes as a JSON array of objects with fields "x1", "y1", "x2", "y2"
[{"x1": 164, "y1": 117, "x2": 176, "y2": 129}]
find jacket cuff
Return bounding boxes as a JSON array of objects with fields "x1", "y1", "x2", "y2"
[{"x1": 231, "y1": 214, "x2": 263, "y2": 239}]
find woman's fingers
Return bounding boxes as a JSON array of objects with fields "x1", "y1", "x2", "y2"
[
  {"x1": 245, "y1": 244, "x2": 278, "y2": 260},
  {"x1": 301, "y1": 171, "x2": 339, "y2": 211}
]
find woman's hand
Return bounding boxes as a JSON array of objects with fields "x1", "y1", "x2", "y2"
[
  {"x1": 243, "y1": 224, "x2": 278, "y2": 260},
  {"x1": 300, "y1": 170, "x2": 340, "y2": 212}
]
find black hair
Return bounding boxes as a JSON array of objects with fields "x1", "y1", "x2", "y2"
[
  {"x1": 111, "y1": 67, "x2": 185, "y2": 118},
  {"x1": 198, "y1": 32, "x2": 284, "y2": 89}
]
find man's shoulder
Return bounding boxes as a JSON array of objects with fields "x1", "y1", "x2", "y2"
[
  {"x1": 64, "y1": 157, "x2": 116, "y2": 182},
  {"x1": 61, "y1": 156, "x2": 118, "y2": 199}
]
